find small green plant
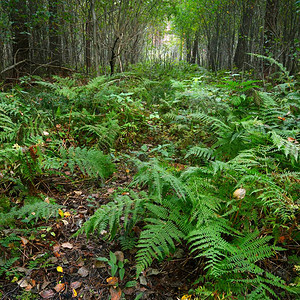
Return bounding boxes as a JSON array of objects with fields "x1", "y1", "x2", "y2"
[{"x1": 96, "y1": 251, "x2": 137, "y2": 297}]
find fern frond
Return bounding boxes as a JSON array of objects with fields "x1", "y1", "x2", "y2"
[
  {"x1": 0, "y1": 201, "x2": 63, "y2": 227},
  {"x1": 136, "y1": 204, "x2": 185, "y2": 275},
  {"x1": 77, "y1": 192, "x2": 146, "y2": 239},
  {"x1": 43, "y1": 147, "x2": 115, "y2": 179},
  {"x1": 77, "y1": 119, "x2": 120, "y2": 150},
  {"x1": 189, "y1": 112, "x2": 230, "y2": 134},
  {"x1": 271, "y1": 131, "x2": 299, "y2": 161},
  {"x1": 185, "y1": 146, "x2": 215, "y2": 161},
  {"x1": 131, "y1": 158, "x2": 188, "y2": 203}
]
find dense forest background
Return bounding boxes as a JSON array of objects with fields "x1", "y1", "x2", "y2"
[{"x1": 0, "y1": 0, "x2": 299, "y2": 79}]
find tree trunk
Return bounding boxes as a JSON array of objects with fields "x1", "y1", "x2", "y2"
[
  {"x1": 234, "y1": 0, "x2": 256, "y2": 69},
  {"x1": 49, "y1": 0, "x2": 61, "y2": 67},
  {"x1": 191, "y1": 31, "x2": 199, "y2": 64},
  {"x1": 10, "y1": 0, "x2": 30, "y2": 77}
]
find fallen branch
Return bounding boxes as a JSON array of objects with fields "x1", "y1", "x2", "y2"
[{"x1": 0, "y1": 60, "x2": 27, "y2": 74}]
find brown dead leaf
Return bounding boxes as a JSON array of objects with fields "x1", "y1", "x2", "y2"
[
  {"x1": 78, "y1": 266, "x2": 89, "y2": 277},
  {"x1": 61, "y1": 242, "x2": 73, "y2": 249},
  {"x1": 123, "y1": 287, "x2": 135, "y2": 295},
  {"x1": 109, "y1": 286, "x2": 122, "y2": 300},
  {"x1": 74, "y1": 191, "x2": 82, "y2": 196},
  {"x1": 40, "y1": 289, "x2": 55, "y2": 299},
  {"x1": 114, "y1": 251, "x2": 124, "y2": 262},
  {"x1": 53, "y1": 244, "x2": 60, "y2": 252},
  {"x1": 70, "y1": 281, "x2": 82, "y2": 289},
  {"x1": 107, "y1": 188, "x2": 115, "y2": 194},
  {"x1": 25, "y1": 284, "x2": 33, "y2": 291},
  {"x1": 17, "y1": 278, "x2": 29, "y2": 288},
  {"x1": 54, "y1": 283, "x2": 65, "y2": 292},
  {"x1": 41, "y1": 281, "x2": 51, "y2": 290},
  {"x1": 106, "y1": 276, "x2": 119, "y2": 286}
]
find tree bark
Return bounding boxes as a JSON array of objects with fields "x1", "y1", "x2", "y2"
[
  {"x1": 49, "y1": 0, "x2": 61, "y2": 67},
  {"x1": 234, "y1": 0, "x2": 256, "y2": 69},
  {"x1": 9, "y1": 0, "x2": 30, "y2": 77}
]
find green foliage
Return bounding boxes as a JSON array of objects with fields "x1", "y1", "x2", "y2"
[
  {"x1": 77, "y1": 191, "x2": 146, "y2": 240},
  {"x1": 0, "y1": 63, "x2": 299, "y2": 299},
  {"x1": 0, "y1": 200, "x2": 63, "y2": 227},
  {"x1": 44, "y1": 146, "x2": 115, "y2": 179}
]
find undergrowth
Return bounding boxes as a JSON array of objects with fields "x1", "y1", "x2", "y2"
[{"x1": 0, "y1": 61, "x2": 299, "y2": 299}]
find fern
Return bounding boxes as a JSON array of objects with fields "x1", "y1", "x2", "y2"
[
  {"x1": 185, "y1": 146, "x2": 215, "y2": 161},
  {"x1": 131, "y1": 158, "x2": 188, "y2": 203},
  {"x1": 77, "y1": 119, "x2": 120, "y2": 150},
  {"x1": 43, "y1": 146, "x2": 115, "y2": 179},
  {"x1": 136, "y1": 209, "x2": 185, "y2": 275},
  {"x1": 248, "y1": 53, "x2": 291, "y2": 80},
  {"x1": 0, "y1": 257, "x2": 20, "y2": 276},
  {"x1": 189, "y1": 226, "x2": 286, "y2": 298},
  {"x1": 189, "y1": 112, "x2": 230, "y2": 134},
  {"x1": 0, "y1": 201, "x2": 63, "y2": 227},
  {"x1": 271, "y1": 131, "x2": 299, "y2": 161},
  {"x1": 77, "y1": 192, "x2": 146, "y2": 239}
]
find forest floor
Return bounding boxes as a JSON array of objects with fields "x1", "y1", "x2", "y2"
[
  {"x1": 1, "y1": 157, "x2": 201, "y2": 300},
  {"x1": 1, "y1": 154, "x2": 296, "y2": 300},
  {"x1": 0, "y1": 66, "x2": 299, "y2": 299}
]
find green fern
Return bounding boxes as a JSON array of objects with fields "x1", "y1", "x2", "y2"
[
  {"x1": 77, "y1": 119, "x2": 120, "y2": 150},
  {"x1": 248, "y1": 53, "x2": 291, "y2": 81},
  {"x1": 185, "y1": 146, "x2": 215, "y2": 161},
  {"x1": 43, "y1": 146, "x2": 115, "y2": 179},
  {"x1": 131, "y1": 158, "x2": 188, "y2": 203},
  {"x1": 0, "y1": 201, "x2": 63, "y2": 227},
  {"x1": 0, "y1": 257, "x2": 20, "y2": 276},
  {"x1": 136, "y1": 208, "x2": 185, "y2": 275},
  {"x1": 77, "y1": 192, "x2": 146, "y2": 239}
]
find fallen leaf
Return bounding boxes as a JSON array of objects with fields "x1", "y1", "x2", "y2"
[
  {"x1": 64, "y1": 211, "x2": 71, "y2": 217},
  {"x1": 72, "y1": 289, "x2": 77, "y2": 297},
  {"x1": 139, "y1": 275, "x2": 147, "y2": 286},
  {"x1": 123, "y1": 287, "x2": 135, "y2": 295},
  {"x1": 287, "y1": 137, "x2": 295, "y2": 142},
  {"x1": 114, "y1": 251, "x2": 124, "y2": 262},
  {"x1": 61, "y1": 242, "x2": 73, "y2": 249},
  {"x1": 25, "y1": 284, "x2": 33, "y2": 291},
  {"x1": 94, "y1": 260, "x2": 106, "y2": 268},
  {"x1": 17, "y1": 278, "x2": 29, "y2": 288},
  {"x1": 106, "y1": 276, "x2": 118, "y2": 286},
  {"x1": 148, "y1": 268, "x2": 160, "y2": 276},
  {"x1": 107, "y1": 188, "x2": 115, "y2": 194},
  {"x1": 16, "y1": 267, "x2": 30, "y2": 275},
  {"x1": 44, "y1": 197, "x2": 50, "y2": 204},
  {"x1": 40, "y1": 289, "x2": 55, "y2": 299},
  {"x1": 54, "y1": 283, "x2": 65, "y2": 292},
  {"x1": 78, "y1": 266, "x2": 89, "y2": 277},
  {"x1": 61, "y1": 219, "x2": 69, "y2": 226},
  {"x1": 41, "y1": 281, "x2": 51, "y2": 290},
  {"x1": 70, "y1": 281, "x2": 82, "y2": 289},
  {"x1": 109, "y1": 286, "x2": 122, "y2": 300},
  {"x1": 53, "y1": 244, "x2": 60, "y2": 253},
  {"x1": 58, "y1": 209, "x2": 64, "y2": 217},
  {"x1": 56, "y1": 266, "x2": 63, "y2": 273},
  {"x1": 277, "y1": 116, "x2": 285, "y2": 121},
  {"x1": 233, "y1": 188, "x2": 246, "y2": 200},
  {"x1": 181, "y1": 295, "x2": 192, "y2": 300},
  {"x1": 74, "y1": 191, "x2": 82, "y2": 196}
]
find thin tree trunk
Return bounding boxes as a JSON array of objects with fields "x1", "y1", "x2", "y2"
[{"x1": 10, "y1": 0, "x2": 30, "y2": 77}]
